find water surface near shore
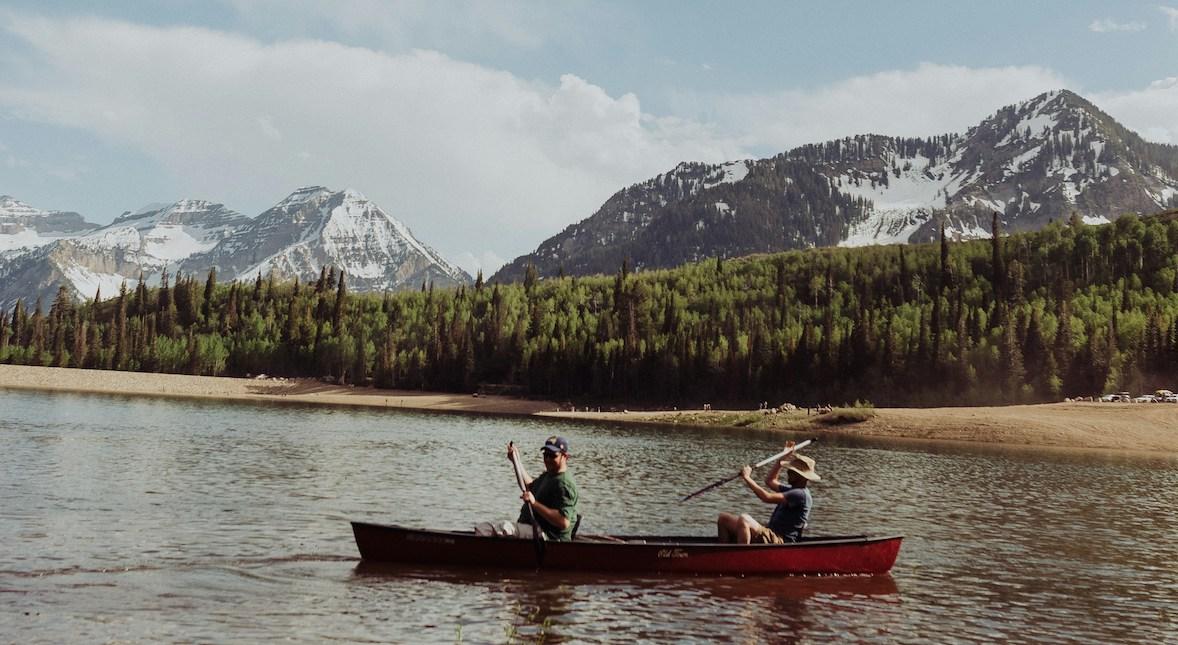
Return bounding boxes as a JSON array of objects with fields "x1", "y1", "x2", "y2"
[{"x1": 2, "y1": 388, "x2": 1176, "y2": 643}]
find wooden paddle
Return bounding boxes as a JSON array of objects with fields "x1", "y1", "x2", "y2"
[
  {"x1": 508, "y1": 441, "x2": 546, "y2": 566},
  {"x1": 681, "y1": 439, "x2": 815, "y2": 501}
]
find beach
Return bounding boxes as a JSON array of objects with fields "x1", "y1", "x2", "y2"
[{"x1": 2, "y1": 364, "x2": 1176, "y2": 453}]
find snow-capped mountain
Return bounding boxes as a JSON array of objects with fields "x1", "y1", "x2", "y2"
[
  {"x1": 493, "y1": 89, "x2": 1178, "y2": 281},
  {"x1": 0, "y1": 188, "x2": 469, "y2": 311},
  {"x1": 0, "y1": 195, "x2": 97, "y2": 259},
  {"x1": 182, "y1": 186, "x2": 470, "y2": 291},
  {"x1": 0, "y1": 200, "x2": 249, "y2": 309}
]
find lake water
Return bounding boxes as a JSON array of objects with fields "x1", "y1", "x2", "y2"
[{"x1": 2, "y1": 389, "x2": 1176, "y2": 643}]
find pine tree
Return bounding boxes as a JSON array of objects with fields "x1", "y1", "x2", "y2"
[
  {"x1": 11, "y1": 299, "x2": 27, "y2": 346},
  {"x1": 29, "y1": 298, "x2": 46, "y2": 364},
  {"x1": 0, "y1": 314, "x2": 10, "y2": 359},
  {"x1": 333, "y1": 271, "x2": 348, "y2": 329},
  {"x1": 1000, "y1": 315, "x2": 1025, "y2": 400},
  {"x1": 158, "y1": 269, "x2": 171, "y2": 314},
  {"x1": 134, "y1": 273, "x2": 149, "y2": 318},
  {"x1": 991, "y1": 212, "x2": 1005, "y2": 324},
  {"x1": 316, "y1": 266, "x2": 328, "y2": 293},
  {"x1": 222, "y1": 283, "x2": 239, "y2": 333},
  {"x1": 71, "y1": 318, "x2": 88, "y2": 368},
  {"x1": 202, "y1": 268, "x2": 217, "y2": 322},
  {"x1": 114, "y1": 283, "x2": 128, "y2": 370},
  {"x1": 85, "y1": 319, "x2": 101, "y2": 369}
]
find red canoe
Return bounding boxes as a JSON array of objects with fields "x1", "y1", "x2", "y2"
[{"x1": 351, "y1": 521, "x2": 902, "y2": 576}]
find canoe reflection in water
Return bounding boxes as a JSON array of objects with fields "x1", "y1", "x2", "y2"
[{"x1": 353, "y1": 562, "x2": 900, "y2": 643}]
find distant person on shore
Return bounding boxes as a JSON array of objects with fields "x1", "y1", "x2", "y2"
[
  {"x1": 716, "y1": 442, "x2": 819, "y2": 544},
  {"x1": 474, "y1": 436, "x2": 579, "y2": 541}
]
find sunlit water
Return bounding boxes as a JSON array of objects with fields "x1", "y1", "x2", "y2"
[{"x1": 1, "y1": 389, "x2": 1176, "y2": 643}]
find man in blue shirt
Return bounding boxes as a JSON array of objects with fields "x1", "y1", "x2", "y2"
[{"x1": 717, "y1": 442, "x2": 820, "y2": 543}]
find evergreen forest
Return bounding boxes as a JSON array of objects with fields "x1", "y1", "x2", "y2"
[{"x1": 4, "y1": 211, "x2": 1178, "y2": 407}]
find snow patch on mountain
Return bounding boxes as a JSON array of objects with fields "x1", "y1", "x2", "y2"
[
  {"x1": 1007, "y1": 145, "x2": 1043, "y2": 173},
  {"x1": 998, "y1": 111, "x2": 1058, "y2": 147},
  {"x1": 0, "y1": 229, "x2": 60, "y2": 255},
  {"x1": 837, "y1": 159, "x2": 949, "y2": 211},
  {"x1": 842, "y1": 208, "x2": 934, "y2": 247},
  {"x1": 704, "y1": 161, "x2": 751, "y2": 188},
  {"x1": 78, "y1": 226, "x2": 143, "y2": 253},
  {"x1": 69, "y1": 200, "x2": 245, "y2": 270},
  {"x1": 60, "y1": 265, "x2": 130, "y2": 302}
]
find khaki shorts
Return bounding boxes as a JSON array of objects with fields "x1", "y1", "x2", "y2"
[
  {"x1": 750, "y1": 525, "x2": 786, "y2": 544},
  {"x1": 473, "y1": 520, "x2": 544, "y2": 540}
]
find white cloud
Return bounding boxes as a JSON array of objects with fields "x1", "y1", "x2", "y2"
[
  {"x1": 1091, "y1": 77, "x2": 1178, "y2": 144},
  {"x1": 222, "y1": 0, "x2": 561, "y2": 53},
  {"x1": 0, "y1": 14, "x2": 741, "y2": 265},
  {"x1": 1089, "y1": 18, "x2": 1147, "y2": 32},
  {"x1": 1159, "y1": 5, "x2": 1178, "y2": 30},
  {"x1": 1162, "y1": 6, "x2": 1178, "y2": 30},
  {"x1": 452, "y1": 250, "x2": 507, "y2": 277}
]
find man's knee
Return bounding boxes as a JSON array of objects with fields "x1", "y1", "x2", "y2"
[{"x1": 474, "y1": 520, "x2": 521, "y2": 537}]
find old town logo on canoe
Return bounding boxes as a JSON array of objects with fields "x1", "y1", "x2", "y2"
[{"x1": 657, "y1": 548, "x2": 688, "y2": 559}]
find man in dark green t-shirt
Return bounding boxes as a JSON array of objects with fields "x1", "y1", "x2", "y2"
[{"x1": 511, "y1": 436, "x2": 579, "y2": 541}]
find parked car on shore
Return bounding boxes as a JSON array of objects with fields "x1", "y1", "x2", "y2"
[{"x1": 1132, "y1": 394, "x2": 1156, "y2": 403}]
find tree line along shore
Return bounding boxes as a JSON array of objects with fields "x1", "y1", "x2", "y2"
[{"x1": 3, "y1": 211, "x2": 1178, "y2": 411}]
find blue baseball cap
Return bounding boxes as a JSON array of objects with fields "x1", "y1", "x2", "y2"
[{"x1": 542, "y1": 436, "x2": 570, "y2": 455}]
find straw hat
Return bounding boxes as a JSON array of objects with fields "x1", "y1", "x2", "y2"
[{"x1": 785, "y1": 454, "x2": 821, "y2": 481}]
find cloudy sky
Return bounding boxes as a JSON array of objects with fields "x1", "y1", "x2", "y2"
[{"x1": 2, "y1": 1, "x2": 1177, "y2": 274}]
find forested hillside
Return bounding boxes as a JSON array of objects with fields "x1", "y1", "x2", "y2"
[{"x1": 4, "y1": 211, "x2": 1178, "y2": 407}]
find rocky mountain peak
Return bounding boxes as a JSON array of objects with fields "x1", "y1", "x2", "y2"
[
  {"x1": 276, "y1": 185, "x2": 333, "y2": 209},
  {"x1": 109, "y1": 199, "x2": 246, "y2": 228},
  {"x1": 181, "y1": 186, "x2": 469, "y2": 291},
  {"x1": 0, "y1": 196, "x2": 97, "y2": 257},
  {"x1": 0, "y1": 195, "x2": 42, "y2": 217},
  {"x1": 493, "y1": 89, "x2": 1178, "y2": 282}
]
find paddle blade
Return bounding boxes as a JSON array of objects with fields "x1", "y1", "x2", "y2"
[{"x1": 681, "y1": 472, "x2": 740, "y2": 501}]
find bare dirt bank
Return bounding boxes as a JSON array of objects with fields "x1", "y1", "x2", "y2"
[
  {"x1": 3, "y1": 365, "x2": 1176, "y2": 453},
  {"x1": 0, "y1": 364, "x2": 555, "y2": 416},
  {"x1": 547, "y1": 403, "x2": 1178, "y2": 453}
]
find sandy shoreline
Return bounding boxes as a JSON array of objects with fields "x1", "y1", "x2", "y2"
[{"x1": 2, "y1": 364, "x2": 1177, "y2": 454}]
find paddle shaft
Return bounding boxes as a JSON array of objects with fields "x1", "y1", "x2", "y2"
[
  {"x1": 681, "y1": 439, "x2": 814, "y2": 501},
  {"x1": 508, "y1": 442, "x2": 546, "y2": 564}
]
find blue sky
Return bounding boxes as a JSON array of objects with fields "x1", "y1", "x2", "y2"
[{"x1": 2, "y1": 1, "x2": 1176, "y2": 273}]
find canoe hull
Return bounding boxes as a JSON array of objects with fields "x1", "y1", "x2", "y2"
[{"x1": 351, "y1": 522, "x2": 901, "y2": 575}]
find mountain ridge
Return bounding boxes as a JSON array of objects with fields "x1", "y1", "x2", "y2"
[
  {"x1": 0, "y1": 187, "x2": 470, "y2": 310},
  {"x1": 492, "y1": 89, "x2": 1178, "y2": 282}
]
